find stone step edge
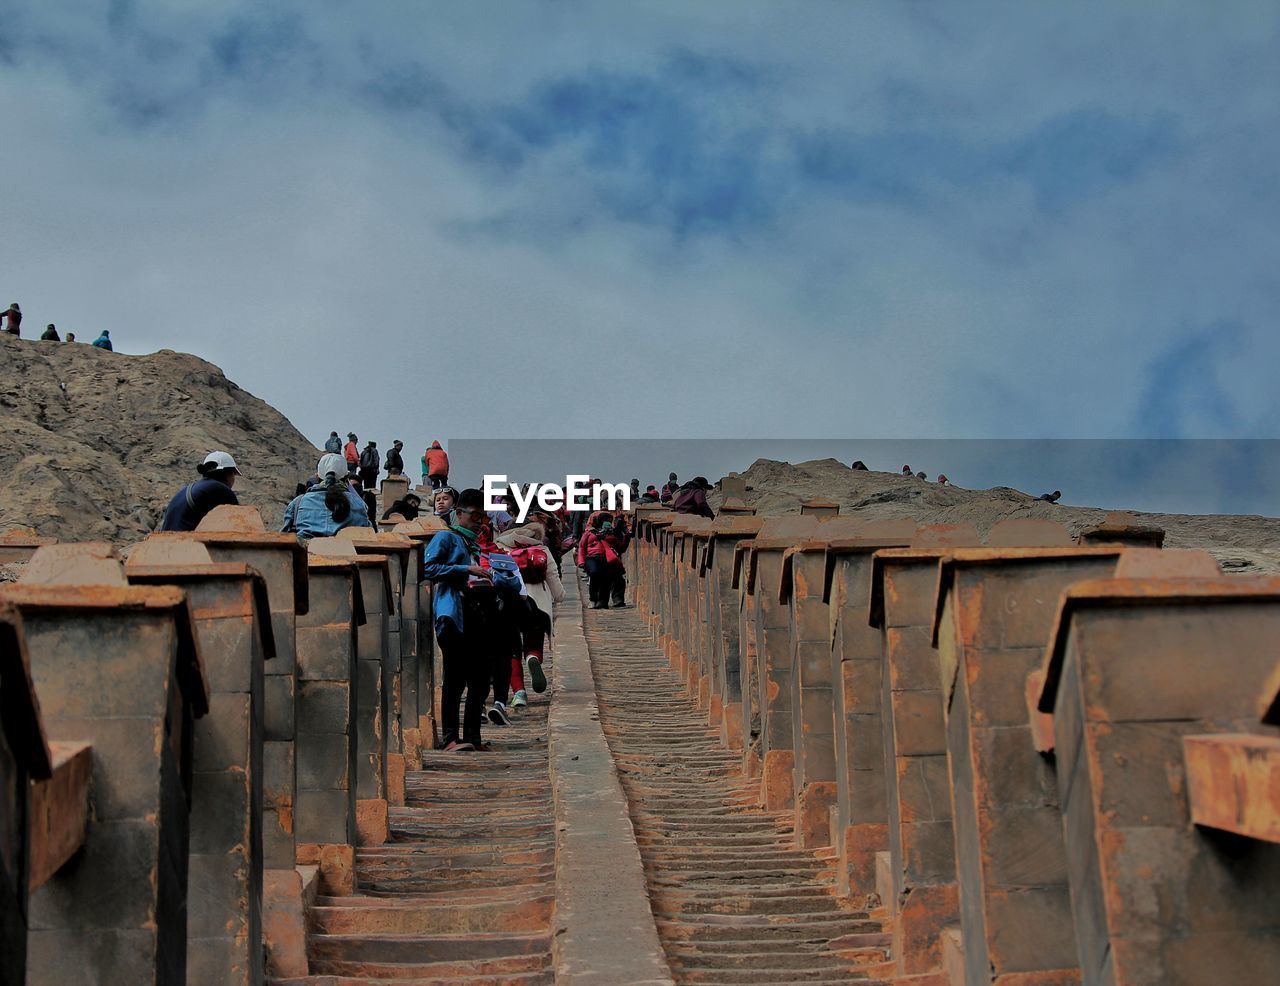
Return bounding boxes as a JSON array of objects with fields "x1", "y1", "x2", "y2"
[{"x1": 547, "y1": 560, "x2": 675, "y2": 985}]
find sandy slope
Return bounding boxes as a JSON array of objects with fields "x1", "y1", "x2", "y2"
[
  {"x1": 1, "y1": 335, "x2": 319, "y2": 542},
  {"x1": 714, "y1": 457, "x2": 1280, "y2": 574}
]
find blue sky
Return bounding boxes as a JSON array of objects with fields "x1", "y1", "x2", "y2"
[{"x1": 3, "y1": 1, "x2": 1278, "y2": 471}]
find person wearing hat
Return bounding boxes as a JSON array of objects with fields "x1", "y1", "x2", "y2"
[
  {"x1": 382, "y1": 491, "x2": 422, "y2": 521},
  {"x1": 343, "y1": 433, "x2": 359, "y2": 474},
  {"x1": 671, "y1": 476, "x2": 715, "y2": 519},
  {"x1": 160, "y1": 451, "x2": 242, "y2": 531},
  {"x1": 385, "y1": 439, "x2": 405, "y2": 477},
  {"x1": 2, "y1": 303, "x2": 20, "y2": 336},
  {"x1": 92, "y1": 329, "x2": 113, "y2": 350},
  {"x1": 282, "y1": 453, "x2": 373, "y2": 538}
]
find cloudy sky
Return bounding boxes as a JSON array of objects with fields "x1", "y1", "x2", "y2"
[{"x1": 4, "y1": 2, "x2": 1278, "y2": 473}]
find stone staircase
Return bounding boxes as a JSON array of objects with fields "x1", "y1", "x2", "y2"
[
  {"x1": 585, "y1": 606, "x2": 897, "y2": 984},
  {"x1": 275, "y1": 661, "x2": 555, "y2": 985}
]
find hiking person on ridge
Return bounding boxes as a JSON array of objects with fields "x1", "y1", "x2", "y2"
[
  {"x1": 385, "y1": 439, "x2": 405, "y2": 477},
  {"x1": 343, "y1": 433, "x2": 359, "y2": 474},
  {"x1": 425, "y1": 440, "x2": 450, "y2": 490},
  {"x1": 324, "y1": 431, "x2": 342, "y2": 454},
  {"x1": 92, "y1": 330, "x2": 113, "y2": 350},
  {"x1": 358, "y1": 441, "x2": 380, "y2": 490}
]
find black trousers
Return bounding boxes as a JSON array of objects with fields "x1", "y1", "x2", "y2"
[
  {"x1": 610, "y1": 572, "x2": 626, "y2": 606},
  {"x1": 585, "y1": 557, "x2": 612, "y2": 607},
  {"x1": 438, "y1": 614, "x2": 489, "y2": 746},
  {"x1": 359, "y1": 467, "x2": 378, "y2": 490}
]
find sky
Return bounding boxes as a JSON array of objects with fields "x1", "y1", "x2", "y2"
[{"x1": 3, "y1": 2, "x2": 1279, "y2": 494}]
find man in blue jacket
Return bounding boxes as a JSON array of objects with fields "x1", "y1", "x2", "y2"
[{"x1": 423, "y1": 487, "x2": 521, "y2": 751}]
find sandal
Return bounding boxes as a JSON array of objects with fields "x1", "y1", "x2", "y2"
[{"x1": 443, "y1": 740, "x2": 475, "y2": 752}]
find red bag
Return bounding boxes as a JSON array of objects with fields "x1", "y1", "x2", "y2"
[
  {"x1": 602, "y1": 542, "x2": 620, "y2": 566},
  {"x1": 510, "y1": 545, "x2": 549, "y2": 584}
]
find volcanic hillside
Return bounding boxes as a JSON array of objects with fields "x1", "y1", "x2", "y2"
[
  {"x1": 715, "y1": 457, "x2": 1280, "y2": 574},
  {"x1": 0, "y1": 336, "x2": 319, "y2": 542}
]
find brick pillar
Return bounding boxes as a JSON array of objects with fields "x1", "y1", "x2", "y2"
[
  {"x1": 0, "y1": 529, "x2": 57, "y2": 564},
  {"x1": 339, "y1": 530, "x2": 413, "y2": 757},
  {"x1": 177, "y1": 514, "x2": 311, "y2": 979},
  {"x1": 1038, "y1": 571, "x2": 1280, "y2": 986},
  {"x1": 743, "y1": 516, "x2": 820, "y2": 811},
  {"x1": 704, "y1": 518, "x2": 763, "y2": 750},
  {"x1": 394, "y1": 517, "x2": 446, "y2": 746},
  {"x1": 779, "y1": 517, "x2": 873, "y2": 849},
  {"x1": 294, "y1": 555, "x2": 364, "y2": 897},
  {"x1": 189, "y1": 519, "x2": 308, "y2": 879},
  {"x1": 4, "y1": 574, "x2": 206, "y2": 986},
  {"x1": 379, "y1": 475, "x2": 410, "y2": 515},
  {"x1": 309, "y1": 539, "x2": 393, "y2": 844},
  {"x1": 934, "y1": 542, "x2": 1124, "y2": 984},
  {"x1": 821, "y1": 521, "x2": 918, "y2": 893},
  {"x1": 866, "y1": 524, "x2": 981, "y2": 975},
  {"x1": 124, "y1": 539, "x2": 275, "y2": 986},
  {"x1": 1077, "y1": 510, "x2": 1165, "y2": 548},
  {"x1": 0, "y1": 608, "x2": 52, "y2": 986}
]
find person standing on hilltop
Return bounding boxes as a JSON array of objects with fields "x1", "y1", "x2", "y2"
[
  {"x1": 358, "y1": 440, "x2": 380, "y2": 490},
  {"x1": 425, "y1": 440, "x2": 450, "y2": 490},
  {"x1": 160, "y1": 451, "x2": 241, "y2": 532},
  {"x1": 92, "y1": 330, "x2": 112, "y2": 350},
  {"x1": 324, "y1": 431, "x2": 342, "y2": 454},
  {"x1": 2, "y1": 303, "x2": 20, "y2": 336},
  {"x1": 343, "y1": 432, "x2": 359, "y2": 474},
  {"x1": 385, "y1": 439, "x2": 405, "y2": 477},
  {"x1": 40, "y1": 324, "x2": 60, "y2": 341}
]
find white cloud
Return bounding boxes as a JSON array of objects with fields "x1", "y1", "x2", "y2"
[{"x1": 2, "y1": 0, "x2": 1278, "y2": 483}]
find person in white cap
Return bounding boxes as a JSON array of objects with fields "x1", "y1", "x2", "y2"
[{"x1": 159, "y1": 450, "x2": 241, "y2": 531}]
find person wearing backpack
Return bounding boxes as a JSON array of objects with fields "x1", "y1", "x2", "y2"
[
  {"x1": 358, "y1": 440, "x2": 380, "y2": 490},
  {"x1": 496, "y1": 522, "x2": 564, "y2": 707},
  {"x1": 324, "y1": 431, "x2": 342, "y2": 454},
  {"x1": 160, "y1": 451, "x2": 242, "y2": 531},
  {"x1": 423, "y1": 488, "x2": 522, "y2": 751}
]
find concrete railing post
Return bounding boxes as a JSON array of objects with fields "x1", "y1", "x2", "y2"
[
  {"x1": 188, "y1": 505, "x2": 310, "y2": 978},
  {"x1": 124, "y1": 537, "x2": 276, "y2": 985},
  {"x1": 701, "y1": 516, "x2": 763, "y2": 751},
  {"x1": 308, "y1": 537, "x2": 395, "y2": 844},
  {"x1": 0, "y1": 607, "x2": 53, "y2": 986},
  {"x1": 294, "y1": 553, "x2": 366, "y2": 898},
  {"x1": 780, "y1": 518, "x2": 886, "y2": 849},
  {"x1": 865, "y1": 523, "x2": 981, "y2": 975},
  {"x1": 931, "y1": 532, "x2": 1125, "y2": 985},
  {"x1": 6, "y1": 549, "x2": 207, "y2": 986},
  {"x1": 818, "y1": 520, "x2": 917, "y2": 881},
  {"x1": 1036, "y1": 561, "x2": 1280, "y2": 985},
  {"x1": 739, "y1": 516, "x2": 819, "y2": 811}
]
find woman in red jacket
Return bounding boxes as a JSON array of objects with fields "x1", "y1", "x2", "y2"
[{"x1": 576, "y1": 513, "x2": 616, "y2": 609}]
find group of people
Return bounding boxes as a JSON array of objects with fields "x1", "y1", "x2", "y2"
[
  {"x1": 158, "y1": 447, "x2": 721, "y2": 754},
  {"x1": 320, "y1": 433, "x2": 451, "y2": 492},
  {"x1": 2, "y1": 303, "x2": 113, "y2": 349}
]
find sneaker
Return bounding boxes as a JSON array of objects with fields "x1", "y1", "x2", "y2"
[
  {"x1": 443, "y1": 740, "x2": 475, "y2": 752},
  {"x1": 511, "y1": 690, "x2": 528, "y2": 708},
  {"x1": 488, "y1": 701, "x2": 511, "y2": 726},
  {"x1": 526, "y1": 655, "x2": 547, "y2": 694}
]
